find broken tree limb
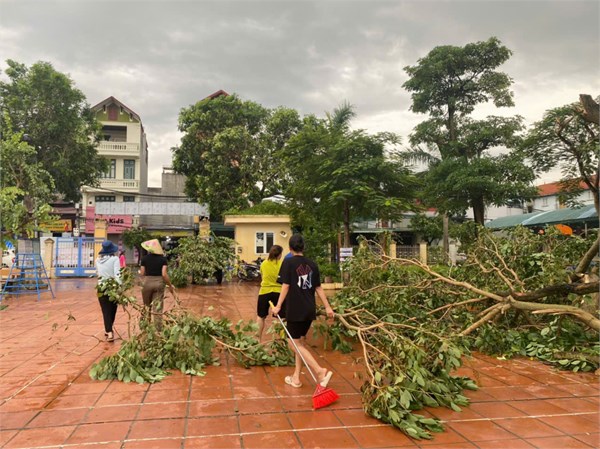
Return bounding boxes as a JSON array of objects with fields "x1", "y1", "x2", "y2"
[
  {"x1": 572, "y1": 234, "x2": 600, "y2": 280},
  {"x1": 579, "y1": 94, "x2": 600, "y2": 125}
]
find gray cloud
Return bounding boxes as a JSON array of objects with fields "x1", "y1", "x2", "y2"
[{"x1": 1, "y1": 0, "x2": 598, "y2": 186}]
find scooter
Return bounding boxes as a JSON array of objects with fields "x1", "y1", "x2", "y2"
[{"x1": 237, "y1": 257, "x2": 262, "y2": 281}]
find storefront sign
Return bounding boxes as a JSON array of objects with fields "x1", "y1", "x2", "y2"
[
  {"x1": 85, "y1": 207, "x2": 133, "y2": 234},
  {"x1": 40, "y1": 219, "x2": 72, "y2": 232}
]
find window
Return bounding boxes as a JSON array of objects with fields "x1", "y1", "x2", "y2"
[
  {"x1": 123, "y1": 196, "x2": 135, "y2": 202},
  {"x1": 542, "y1": 197, "x2": 548, "y2": 207},
  {"x1": 101, "y1": 159, "x2": 116, "y2": 178},
  {"x1": 124, "y1": 160, "x2": 135, "y2": 179},
  {"x1": 255, "y1": 232, "x2": 274, "y2": 254},
  {"x1": 95, "y1": 196, "x2": 115, "y2": 202}
]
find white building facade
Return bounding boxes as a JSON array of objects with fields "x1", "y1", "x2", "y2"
[{"x1": 81, "y1": 97, "x2": 149, "y2": 236}]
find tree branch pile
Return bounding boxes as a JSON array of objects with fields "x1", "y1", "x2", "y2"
[{"x1": 323, "y1": 226, "x2": 599, "y2": 438}]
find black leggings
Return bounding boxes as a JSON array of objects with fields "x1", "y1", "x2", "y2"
[{"x1": 98, "y1": 294, "x2": 118, "y2": 333}]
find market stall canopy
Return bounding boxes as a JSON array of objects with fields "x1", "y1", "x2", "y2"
[{"x1": 485, "y1": 205, "x2": 598, "y2": 230}]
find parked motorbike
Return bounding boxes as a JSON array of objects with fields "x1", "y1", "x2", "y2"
[{"x1": 237, "y1": 257, "x2": 263, "y2": 281}]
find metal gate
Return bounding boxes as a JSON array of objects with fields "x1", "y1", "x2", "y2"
[{"x1": 54, "y1": 237, "x2": 102, "y2": 277}]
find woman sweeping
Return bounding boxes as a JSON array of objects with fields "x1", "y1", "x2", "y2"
[{"x1": 271, "y1": 234, "x2": 335, "y2": 389}]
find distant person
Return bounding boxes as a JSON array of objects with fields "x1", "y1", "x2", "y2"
[
  {"x1": 140, "y1": 239, "x2": 173, "y2": 330},
  {"x1": 119, "y1": 250, "x2": 126, "y2": 268},
  {"x1": 256, "y1": 244, "x2": 284, "y2": 340},
  {"x1": 271, "y1": 234, "x2": 335, "y2": 388},
  {"x1": 96, "y1": 240, "x2": 120, "y2": 342}
]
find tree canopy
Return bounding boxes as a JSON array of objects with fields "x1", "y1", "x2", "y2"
[
  {"x1": 172, "y1": 94, "x2": 301, "y2": 220},
  {"x1": 403, "y1": 38, "x2": 535, "y2": 225},
  {"x1": 0, "y1": 125, "x2": 56, "y2": 240},
  {"x1": 521, "y1": 95, "x2": 599, "y2": 212},
  {"x1": 284, "y1": 103, "x2": 418, "y2": 247},
  {"x1": 0, "y1": 60, "x2": 107, "y2": 202}
]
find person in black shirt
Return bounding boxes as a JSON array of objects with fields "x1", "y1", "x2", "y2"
[
  {"x1": 271, "y1": 234, "x2": 335, "y2": 389},
  {"x1": 140, "y1": 239, "x2": 173, "y2": 330}
]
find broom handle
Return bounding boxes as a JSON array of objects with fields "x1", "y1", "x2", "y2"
[{"x1": 269, "y1": 301, "x2": 318, "y2": 384}]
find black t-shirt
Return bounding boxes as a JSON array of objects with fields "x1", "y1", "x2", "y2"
[
  {"x1": 277, "y1": 255, "x2": 321, "y2": 321},
  {"x1": 141, "y1": 254, "x2": 167, "y2": 276}
]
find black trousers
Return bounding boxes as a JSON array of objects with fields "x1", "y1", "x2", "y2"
[{"x1": 98, "y1": 294, "x2": 118, "y2": 333}]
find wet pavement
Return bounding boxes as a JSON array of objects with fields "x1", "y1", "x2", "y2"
[{"x1": 0, "y1": 279, "x2": 598, "y2": 448}]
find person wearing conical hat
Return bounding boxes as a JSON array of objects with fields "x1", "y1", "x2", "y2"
[{"x1": 140, "y1": 239, "x2": 173, "y2": 330}]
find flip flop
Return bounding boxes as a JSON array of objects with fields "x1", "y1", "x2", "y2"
[
  {"x1": 320, "y1": 371, "x2": 333, "y2": 388},
  {"x1": 285, "y1": 376, "x2": 302, "y2": 388}
]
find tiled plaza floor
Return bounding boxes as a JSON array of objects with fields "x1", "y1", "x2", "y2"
[{"x1": 0, "y1": 279, "x2": 598, "y2": 448}]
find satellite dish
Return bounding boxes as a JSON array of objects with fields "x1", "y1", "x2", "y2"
[{"x1": 280, "y1": 231, "x2": 287, "y2": 237}]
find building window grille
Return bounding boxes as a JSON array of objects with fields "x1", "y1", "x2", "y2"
[
  {"x1": 95, "y1": 196, "x2": 116, "y2": 202},
  {"x1": 101, "y1": 159, "x2": 116, "y2": 178},
  {"x1": 255, "y1": 232, "x2": 274, "y2": 254},
  {"x1": 123, "y1": 196, "x2": 135, "y2": 202},
  {"x1": 124, "y1": 160, "x2": 135, "y2": 179}
]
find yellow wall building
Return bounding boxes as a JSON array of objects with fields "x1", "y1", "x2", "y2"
[{"x1": 223, "y1": 215, "x2": 292, "y2": 262}]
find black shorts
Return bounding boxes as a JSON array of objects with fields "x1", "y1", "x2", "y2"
[
  {"x1": 257, "y1": 292, "x2": 285, "y2": 318},
  {"x1": 285, "y1": 320, "x2": 312, "y2": 339}
]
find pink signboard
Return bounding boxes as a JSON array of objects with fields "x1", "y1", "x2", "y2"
[{"x1": 85, "y1": 206, "x2": 133, "y2": 234}]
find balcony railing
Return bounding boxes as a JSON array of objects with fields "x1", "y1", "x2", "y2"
[
  {"x1": 98, "y1": 141, "x2": 140, "y2": 156},
  {"x1": 98, "y1": 178, "x2": 140, "y2": 190}
]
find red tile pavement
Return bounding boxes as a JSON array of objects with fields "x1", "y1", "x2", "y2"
[{"x1": 0, "y1": 279, "x2": 598, "y2": 448}]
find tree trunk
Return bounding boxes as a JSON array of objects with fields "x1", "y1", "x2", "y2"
[
  {"x1": 471, "y1": 196, "x2": 486, "y2": 225},
  {"x1": 442, "y1": 213, "x2": 449, "y2": 259},
  {"x1": 343, "y1": 201, "x2": 351, "y2": 247}
]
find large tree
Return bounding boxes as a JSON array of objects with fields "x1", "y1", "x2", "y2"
[
  {"x1": 0, "y1": 125, "x2": 56, "y2": 240},
  {"x1": 172, "y1": 94, "x2": 301, "y2": 220},
  {"x1": 284, "y1": 103, "x2": 418, "y2": 247},
  {"x1": 0, "y1": 60, "x2": 107, "y2": 202},
  {"x1": 403, "y1": 38, "x2": 535, "y2": 230},
  {"x1": 521, "y1": 95, "x2": 599, "y2": 212}
]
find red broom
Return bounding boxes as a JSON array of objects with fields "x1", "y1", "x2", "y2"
[{"x1": 270, "y1": 301, "x2": 339, "y2": 409}]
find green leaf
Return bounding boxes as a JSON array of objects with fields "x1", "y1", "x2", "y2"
[
  {"x1": 400, "y1": 390, "x2": 412, "y2": 409},
  {"x1": 450, "y1": 402, "x2": 462, "y2": 412},
  {"x1": 405, "y1": 427, "x2": 419, "y2": 438}
]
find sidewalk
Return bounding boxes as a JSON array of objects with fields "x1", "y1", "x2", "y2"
[{"x1": 0, "y1": 279, "x2": 598, "y2": 448}]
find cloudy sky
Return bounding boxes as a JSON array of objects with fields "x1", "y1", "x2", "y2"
[{"x1": 1, "y1": 0, "x2": 598, "y2": 187}]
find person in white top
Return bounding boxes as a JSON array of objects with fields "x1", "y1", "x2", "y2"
[{"x1": 96, "y1": 240, "x2": 121, "y2": 342}]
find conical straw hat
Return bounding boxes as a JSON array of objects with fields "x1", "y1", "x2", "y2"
[{"x1": 141, "y1": 239, "x2": 164, "y2": 255}]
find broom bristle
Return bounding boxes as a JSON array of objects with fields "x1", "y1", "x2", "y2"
[{"x1": 312, "y1": 384, "x2": 339, "y2": 409}]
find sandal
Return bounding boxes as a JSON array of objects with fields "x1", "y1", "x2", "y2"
[
  {"x1": 106, "y1": 332, "x2": 114, "y2": 342},
  {"x1": 320, "y1": 371, "x2": 333, "y2": 388},
  {"x1": 284, "y1": 376, "x2": 302, "y2": 388}
]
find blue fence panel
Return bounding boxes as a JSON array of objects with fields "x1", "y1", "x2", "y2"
[{"x1": 55, "y1": 237, "x2": 101, "y2": 277}]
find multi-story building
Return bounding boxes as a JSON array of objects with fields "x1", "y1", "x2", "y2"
[
  {"x1": 531, "y1": 180, "x2": 595, "y2": 212},
  {"x1": 139, "y1": 166, "x2": 204, "y2": 238},
  {"x1": 80, "y1": 97, "x2": 148, "y2": 237}
]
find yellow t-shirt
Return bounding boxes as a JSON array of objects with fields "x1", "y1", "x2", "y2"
[{"x1": 259, "y1": 258, "x2": 282, "y2": 295}]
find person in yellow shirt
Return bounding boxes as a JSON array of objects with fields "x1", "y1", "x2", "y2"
[{"x1": 257, "y1": 244, "x2": 284, "y2": 340}]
